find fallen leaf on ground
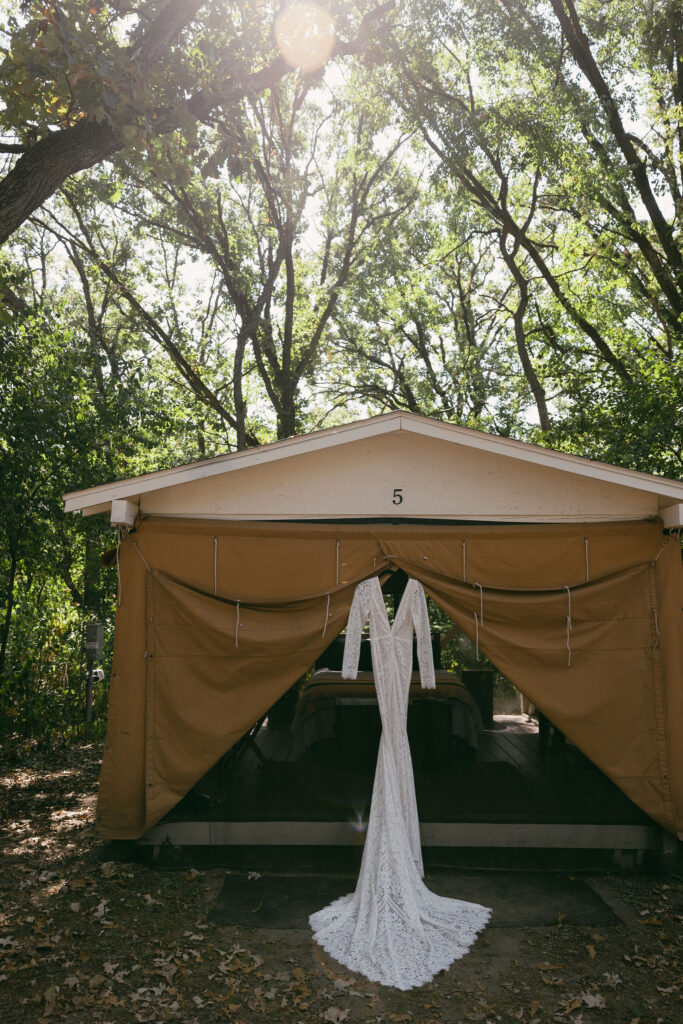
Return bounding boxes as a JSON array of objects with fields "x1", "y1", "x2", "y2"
[
  {"x1": 323, "y1": 1009, "x2": 349, "y2": 1023},
  {"x1": 43, "y1": 985, "x2": 59, "y2": 1015}
]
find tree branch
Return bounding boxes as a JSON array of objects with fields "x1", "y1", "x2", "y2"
[{"x1": 0, "y1": 2, "x2": 396, "y2": 246}]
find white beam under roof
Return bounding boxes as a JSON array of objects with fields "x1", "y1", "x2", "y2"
[
  {"x1": 660, "y1": 503, "x2": 683, "y2": 529},
  {"x1": 63, "y1": 411, "x2": 683, "y2": 517}
]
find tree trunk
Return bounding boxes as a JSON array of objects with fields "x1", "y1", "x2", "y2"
[
  {"x1": 0, "y1": 547, "x2": 18, "y2": 677},
  {"x1": 277, "y1": 401, "x2": 297, "y2": 440},
  {"x1": 0, "y1": 120, "x2": 121, "y2": 245}
]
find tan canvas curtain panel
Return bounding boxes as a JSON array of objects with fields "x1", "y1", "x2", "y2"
[{"x1": 97, "y1": 518, "x2": 683, "y2": 840}]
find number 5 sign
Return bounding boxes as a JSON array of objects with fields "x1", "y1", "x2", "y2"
[{"x1": 392, "y1": 488, "x2": 403, "y2": 505}]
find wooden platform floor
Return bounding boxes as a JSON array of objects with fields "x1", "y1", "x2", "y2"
[{"x1": 166, "y1": 715, "x2": 650, "y2": 828}]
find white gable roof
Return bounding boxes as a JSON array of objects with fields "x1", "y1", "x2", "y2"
[{"x1": 63, "y1": 411, "x2": 683, "y2": 525}]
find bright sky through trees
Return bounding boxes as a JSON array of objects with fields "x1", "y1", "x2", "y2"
[
  {"x1": 275, "y1": 1, "x2": 337, "y2": 72},
  {"x1": 0, "y1": 0, "x2": 680, "y2": 460}
]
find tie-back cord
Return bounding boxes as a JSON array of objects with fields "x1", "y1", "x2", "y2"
[
  {"x1": 564, "y1": 585, "x2": 572, "y2": 667},
  {"x1": 472, "y1": 581, "x2": 484, "y2": 661},
  {"x1": 133, "y1": 539, "x2": 151, "y2": 572},
  {"x1": 116, "y1": 526, "x2": 123, "y2": 607},
  {"x1": 214, "y1": 536, "x2": 218, "y2": 596},
  {"x1": 474, "y1": 582, "x2": 484, "y2": 624}
]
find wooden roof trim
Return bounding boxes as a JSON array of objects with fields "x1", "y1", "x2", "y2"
[
  {"x1": 63, "y1": 414, "x2": 400, "y2": 512},
  {"x1": 63, "y1": 411, "x2": 683, "y2": 514}
]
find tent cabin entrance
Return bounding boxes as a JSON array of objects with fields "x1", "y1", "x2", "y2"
[
  {"x1": 62, "y1": 412, "x2": 683, "y2": 864},
  {"x1": 135, "y1": 590, "x2": 666, "y2": 868}
]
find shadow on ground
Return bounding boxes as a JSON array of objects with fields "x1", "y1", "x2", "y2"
[{"x1": 209, "y1": 870, "x2": 619, "y2": 929}]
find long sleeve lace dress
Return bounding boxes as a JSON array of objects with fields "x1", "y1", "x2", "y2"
[{"x1": 309, "y1": 576, "x2": 491, "y2": 990}]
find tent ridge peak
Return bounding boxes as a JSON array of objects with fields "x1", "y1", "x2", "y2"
[{"x1": 63, "y1": 411, "x2": 683, "y2": 520}]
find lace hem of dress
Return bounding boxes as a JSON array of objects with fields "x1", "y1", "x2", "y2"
[{"x1": 310, "y1": 892, "x2": 492, "y2": 991}]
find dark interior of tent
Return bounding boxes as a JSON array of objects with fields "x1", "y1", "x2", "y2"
[{"x1": 163, "y1": 567, "x2": 652, "y2": 849}]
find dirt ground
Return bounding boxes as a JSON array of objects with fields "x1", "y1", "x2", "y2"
[{"x1": 0, "y1": 745, "x2": 681, "y2": 1024}]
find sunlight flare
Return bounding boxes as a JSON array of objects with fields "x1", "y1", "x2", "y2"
[{"x1": 275, "y1": 2, "x2": 336, "y2": 73}]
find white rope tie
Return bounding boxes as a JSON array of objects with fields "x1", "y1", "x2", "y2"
[
  {"x1": 462, "y1": 539, "x2": 467, "y2": 581},
  {"x1": 235, "y1": 601, "x2": 240, "y2": 647},
  {"x1": 584, "y1": 537, "x2": 590, "y2": 582},
  {"x1": 116, "y1": 527, "x2": 122, "y2": 607},
  {"x1": 336, "y1": 541, "x2": 340, "y2": 586},
  {"x1": 132, "y1": 540, "x2": 151, "y2": 572},
  {"x1": 474, "y1": 582, "x2": 484, "y2": 624},
  {"x1": 652, "y1": 606, "x2": 660, "y2": 650},
  {"x1": 474, "y1": 610, "x2": 480, "y2": 661},
  {"x1": 565, "y1": 585, "x2": 572, "y2": 666},
  {"x1": 322, "y1": 593, "x2": 331, "y2": 637},
  {"x1": 213, "y1": 536, "x2": 218, "y2": 595}
]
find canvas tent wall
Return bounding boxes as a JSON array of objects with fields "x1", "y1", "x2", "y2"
[{"x1": 62, "y1": 414, "x2": 683, "y2": 842}]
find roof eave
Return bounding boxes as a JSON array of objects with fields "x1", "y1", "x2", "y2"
[{"x1": 63, "y1": 411, "x2": 683, "y2": 514}]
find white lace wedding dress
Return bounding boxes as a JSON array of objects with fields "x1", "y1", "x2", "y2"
[{"x1": 309, "y1": 576, "x2": 491, "y2": 990}]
